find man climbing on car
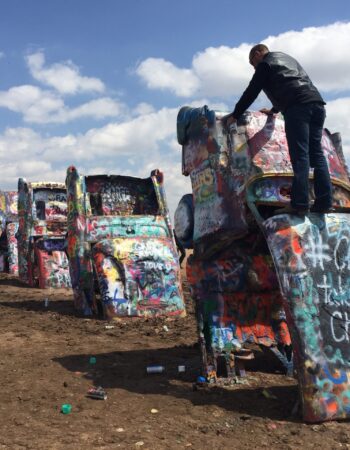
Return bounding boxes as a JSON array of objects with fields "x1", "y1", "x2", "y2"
[{"x1": 222, "y1": 44, "x2": 333, "y2": 216}]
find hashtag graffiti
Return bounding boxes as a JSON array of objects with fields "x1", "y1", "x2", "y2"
[{"x1": 304, "y1": 233, "x2": 331, "y2": 270}]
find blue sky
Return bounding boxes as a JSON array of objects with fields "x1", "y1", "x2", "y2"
[{"x1": 1, "y1": 0, "x2": 350, "y2": 215}]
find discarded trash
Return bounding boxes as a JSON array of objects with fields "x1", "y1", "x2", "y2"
[
  {"x1": 193, "y1": 376, "x2": 209, "y2": 391},
  {"x1": 146, "y1": 365, "x2": 165, "y2": 374},
  {"x1": 61, "y1": 404, "x2": 72, "y2": 414},
  {"x1": 207, "y1": 369, "x2": 217, "y2": 384},
  {"x1": 44, "y1": 298, "x2": 49, "y2": 307},
  {"x1": 262, "y1": 388, "x2": 278, "y2": 400},
  {"x1": 89, "y1": 356, "x2": 97, "y2": 365},
  {"x1": 178, "y1": 365, "x2": 186, "y2": 373},
  {"x1": 135, "y1": 442, "x2": 144, "y2": 447},
  {"x1": 163, "y1": 325, "x2": 169, "y2": 332},
  {"x1": 151, "y1": 408, "x2": 159, "y2": 414},
  {"x1": 86, "y1": 386, "x2": 107, "y2": 400},
  {"x1": 105, "y1": 325, "x2": 115, "y2": 329},
  {"x1": 116, "y1": 427, "x2": 125, "y2": 433},
  {"x1": 196, "y1": 376, "x2": 207, "y2": 383},
  {"x1": 216, "y1": 376, "x2": 249, "y2": 386}
]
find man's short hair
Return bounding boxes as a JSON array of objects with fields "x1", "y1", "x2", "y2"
[{"x1": 249, "y1": 44, "x2": 269, "y2": 58}]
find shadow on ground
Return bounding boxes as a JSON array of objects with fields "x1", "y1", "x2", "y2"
[
  {"x1": 0, "y1": 277, "x2": 28, "y2": 288},
  {"x1": 54, "y1": 345, "x2": 299, "y2": 422},
  {"x1": 0, "y1": 298, "x2": 78, "y2": 318}
]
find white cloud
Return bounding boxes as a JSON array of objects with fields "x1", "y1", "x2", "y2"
[
  {"x1": 0, "y1": 53, "x2": 124, "y2": 124},
  {"x1": 55, "y1": 97, "x2": 124, "y2": 123},
  {"x1": 80, "y1": 107, "x2": 178, "y2": 157},
  {"x1": 26, "y1": 51, "x2": 105, "y2": 95},
  {"x1": 133, "y1": 102, "x2": 155, "y2": 116},
  {"x1": 0, "y1": 85, "x2": 64, "y2": 123},
  {"x1": 136, "y1": 57, "x2": 200, "y2": 96},
  {"x1": 0, "y1": 107, "x2": 190, "y2": 216},
  {"x1": 136, "y1": 22, "x2": 350, "y2": 98},
  {"x1": 0, "y1": 85, "x2": 123, "y2": 123},
  {"x1": 262, "y1": 22, "x2": 350, "y2": 93},
  {"x1": 325, "y1": 97, "x2": 350, "y2": 161}
]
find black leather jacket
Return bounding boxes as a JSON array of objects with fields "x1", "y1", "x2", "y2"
[
  {"x1": 263, "y1": 52, "x2": 324, "y2": 112},
  {"x1": 233, "y1": 52, "x2": 325, "y2": 118}
]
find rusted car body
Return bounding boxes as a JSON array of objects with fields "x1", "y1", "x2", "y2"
[
  {"x1": 176, "y1": 106, "x2": 350, "y2": 421},
  {"x1": 17, "y1": 179, "x2": 71, "y2": 289},
  {"x1": 66, "y1": 167, "x2": 186, "y2": 319},
  {"x1": 0, "y1": 191, "x2": 19, "y2": 275}
]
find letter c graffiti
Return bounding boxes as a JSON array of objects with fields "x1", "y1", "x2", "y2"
[{"x1": 331, "y1": 311, "x2": 346, "y2": 342}]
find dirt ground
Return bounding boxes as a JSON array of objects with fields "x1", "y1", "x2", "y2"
[{"x1": 0, "y1": 272, "x2": 349, "y2": 450}]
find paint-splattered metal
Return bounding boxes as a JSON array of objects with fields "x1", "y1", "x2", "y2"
[{"x1": 66, "y1": 167, "x2": 186, "y2": 319}]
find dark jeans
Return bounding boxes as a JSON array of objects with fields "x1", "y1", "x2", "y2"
[{"x1": 284, "y1": 102, "x2": 332, "y2": 210}]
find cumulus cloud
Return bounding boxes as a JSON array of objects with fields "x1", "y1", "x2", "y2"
[
  {"x1": 0, "y1": 85, "x2": 64, "y2": 123},
  {"x1": 26, "y1": 51, "x2": 105, "y2": 95},
  {"x1": 263, "y1": 22, "x2": 350, "y2": 93},
  {"x1": 132, "y1": 102, "x2": 155, "y2": 116},
  {"x1": 0, "y1": 53, "x2": 125, "y2": 123},
  {"x1": 78, "y1": 107, "x2": 178, "y2": 160},
  {"x1": 0, "y1": 85, "x2": 123, "y2": 123},
  {"x1": 54, "y1": 97, "x2": 124, "y2": 123},
  {"x1": 136, "y1": 22, "x2": 350, "y2": 98},
  {"x1": 325, "y1": 97, "x2": 350, "y2": 160},
  {"x1": 0, "y1": 107, "x2": 190, "y2": 216},
  {"x1": 136, "y1": 57, "x2": 200, "y2": 96}
]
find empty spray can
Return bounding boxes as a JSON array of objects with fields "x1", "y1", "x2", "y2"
[
  {"x1": 146, "y1": 365, "x2": 165, "y2": 374},
  {"x1": 89, "y1": 356, "x2": 97, "y2": 365},
  {"x1": 61, "y1": 404, "x2": 72, "y2": 414},
  {"x1": 86, "y1": 386, "x2": 107, "y2": 400}
]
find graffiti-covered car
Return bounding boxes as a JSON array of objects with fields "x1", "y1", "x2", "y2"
[
  {"x1": 0, "y1": 191, "x2": 18, "y2": 275},
  {"x1": 17, "y1": 179, "x2": 71, "y2": 289},
  {"x1": 66, "y1": 167, "x2": 186, "y2": 319},
  {"x1": 176, "y1": 106, "x2": 350, "y2": 422}
]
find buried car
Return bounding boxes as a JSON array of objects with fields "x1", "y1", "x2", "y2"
[
  {"x1": 17, "y1": 179, "x2": 71, "y2": 289},
  {"x1": 0, "y1": 191, "x2": 19, "y2": 275},
  {"x1": 176, "y1": 105, "x2": 350, "y2": 422},
  {"x1": 66, "y1": 166, "x2": 185, "y2": 319}
]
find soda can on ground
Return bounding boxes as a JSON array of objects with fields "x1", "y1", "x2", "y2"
[{"x1": 146, "y1": 365, "x2": 165, "y2": 374}]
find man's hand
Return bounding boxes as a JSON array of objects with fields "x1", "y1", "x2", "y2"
[
  {"x1": 221, "y1": 114, "x2": 237, "y2": 127},
  {"x1": 260, "y1": 108, "x2": 275, "y2": 115}
]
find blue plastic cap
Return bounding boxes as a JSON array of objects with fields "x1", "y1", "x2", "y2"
[{"x1": 197, "y1": 376, "x2": 207, "y2": 383}]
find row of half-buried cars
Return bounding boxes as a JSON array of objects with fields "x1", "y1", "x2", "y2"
[
  {"x1": 1, "y1": 169, "x2": 186, "y2": 320},
  {"x1": 1, "y1": 105, "x2": 349, "y2": 423},
  {"x1": 175, "y1": 106, "x2": 350, "y2": 422}
]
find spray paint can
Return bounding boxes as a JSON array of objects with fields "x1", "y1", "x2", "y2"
[
  {"x1": 146, "y1": 365, "x2": 165, "y2": 374},
  {"x1": 61, "y1": 404, "x2": 72, "y2": 414}
]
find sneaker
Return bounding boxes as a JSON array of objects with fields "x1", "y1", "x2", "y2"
[{"x1": 273, "y1": 205, "x2": 309, "y2": 217}]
